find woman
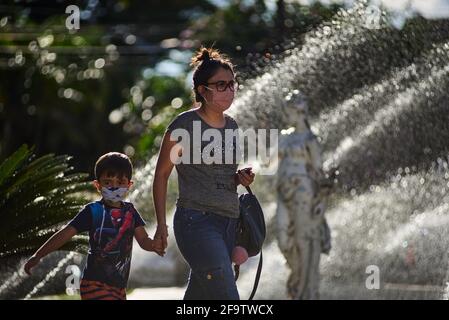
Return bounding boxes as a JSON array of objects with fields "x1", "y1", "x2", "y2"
[{"x1": 152, "y1": 47, "x2": 255, "y2": 300}]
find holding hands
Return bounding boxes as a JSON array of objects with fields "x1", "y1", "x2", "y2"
[{"x1": 153, "y1": 224, "x2": 169, "y2": 256}]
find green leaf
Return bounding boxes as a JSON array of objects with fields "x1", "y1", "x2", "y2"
[{"x1": 0, "y1": 144, "x2": 30, "y2": 186}]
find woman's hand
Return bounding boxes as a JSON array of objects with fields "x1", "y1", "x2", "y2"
[
  {"x1": 236, "y1": 167, "x2": 255, "y2": 187},
  {"x1": 153, "y1": 224, "x2": 169, "y2": 255}
]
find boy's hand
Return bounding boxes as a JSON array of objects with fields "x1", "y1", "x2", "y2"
[
  {"x1": 22, "y1": 226, "x2": 77, "y2": 276},
  {"x1": 135, "y1": 226, "x2": 166, "y2": 256},
  {"x1": 152, "y1": 239, "x2": 165, "y2": 256},
  {"x1": 24, "y1": 255, "x2": 41, "y2": 275}
]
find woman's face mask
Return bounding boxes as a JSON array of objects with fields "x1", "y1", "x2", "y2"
[{"x1": 203, "y1": 88, "x2": 235, "y2": 110}]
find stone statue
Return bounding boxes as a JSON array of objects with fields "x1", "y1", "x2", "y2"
[{"x1": 276, "y1": 94, "x2": 332, "y2": 300}]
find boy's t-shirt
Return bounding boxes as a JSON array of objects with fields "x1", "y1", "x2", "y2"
[{"x1": 68, "y1": 199, "x2": 145, "y2": 289}]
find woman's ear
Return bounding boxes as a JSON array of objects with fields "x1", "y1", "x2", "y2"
[
  {"x1": 198, "y1": 85, "x2": 206, "y2": 97},
  {"x1": 128, "y1": 180, "x2": 134, "y2": 188}
]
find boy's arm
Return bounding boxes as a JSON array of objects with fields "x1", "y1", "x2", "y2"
[
  {"x1": 24, "y1": 225, "x2": 78, "y2": 275},
  {"x1": 134, "y1": 226, "x2": 164, "y2": 256}
]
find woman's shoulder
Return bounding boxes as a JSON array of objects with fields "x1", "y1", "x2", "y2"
[
  {"x1": 178, "y1": 109, "x2": 198, "y2": 118},
  {"x1": 166, "y1": 109, "x2": 197, "y2": 132},
  {"x1": 172, "y1": 109, "x2": 198, "y2": 122}
]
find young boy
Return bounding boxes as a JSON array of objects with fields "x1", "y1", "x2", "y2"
[{"x1": 24, "y1": 152, "x2": 164, "y2": 300}]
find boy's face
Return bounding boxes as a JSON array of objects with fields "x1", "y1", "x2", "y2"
[{"x1": 93, "y1": 173, "x2": 133, "y2": 193}]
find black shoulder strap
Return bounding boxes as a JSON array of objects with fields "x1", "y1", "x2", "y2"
[
  {"x1": 249, "y1": 251, "x2": 263, "y2": 300},
  {"x1": 234, "y1": 251, "x2": 263, "y2": 300},
  {"x1": 235, "y1": 185, "x2": 262, "y2": 299}
]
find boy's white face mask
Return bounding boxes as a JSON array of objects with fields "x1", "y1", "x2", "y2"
[{"x1": 101, "y1": 186, "x2": 129, "y2": 202}]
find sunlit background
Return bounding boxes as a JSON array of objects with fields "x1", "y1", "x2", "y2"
[{"x1": 1, "y1": 0, "x2": 449, "y2": 300}]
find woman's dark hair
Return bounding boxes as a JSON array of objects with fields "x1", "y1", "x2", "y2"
[
  {"x1": 95, "y1": 152, "x2": 133, "y2": 180},
  {"x1": 190, "y1": 46, "x2": 235, "y2": 104}
]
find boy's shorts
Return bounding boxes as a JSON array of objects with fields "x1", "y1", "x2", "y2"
[{"x1": 80, "y1": 279, "x2": 126, "y2": 300}]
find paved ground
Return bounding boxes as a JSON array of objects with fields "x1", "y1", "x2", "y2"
[
  {"x1": 127, "y1": 283, "x2": 446, "y2": 300},
  {"x1": 31, "y1": 282, "x2": 446, "y2": 300},
  {"x1": 128, "y1": 286, "x2": 186, "y2": 300}
]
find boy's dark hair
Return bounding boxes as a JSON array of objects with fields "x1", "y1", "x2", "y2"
[
  {"x1": 190, "y1": 46, "x2": 235, "y2": 104},
  {"x1": 94, "y1": 152, "x2": 133, "y2": 181}
]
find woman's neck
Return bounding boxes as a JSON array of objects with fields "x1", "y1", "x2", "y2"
[{"x1": 196, "y1": 105, "x2": 225, "y2": 127}]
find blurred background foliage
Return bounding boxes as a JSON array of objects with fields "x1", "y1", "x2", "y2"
[{"x1": 0, "y1": 0, "x2": 342, "y2": 176}]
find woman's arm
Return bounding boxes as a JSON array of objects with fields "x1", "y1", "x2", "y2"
[
  {"x1": 152, "y1": 131, "x2": 180, "y2": 251},
  {"x1": 24, "y1": 225, "x2": 78, "y2": 275}
]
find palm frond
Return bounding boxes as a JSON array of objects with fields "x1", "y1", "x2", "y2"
[{"x1": 0, "y1": 145, "x2": 92, "y2": 260}]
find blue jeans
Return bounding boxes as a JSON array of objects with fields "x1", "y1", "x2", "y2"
[{"x1": 173, "y1": 206, "x2": 240, "y2": 300}]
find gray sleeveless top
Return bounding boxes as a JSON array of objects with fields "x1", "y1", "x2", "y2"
[{"x1": 165, "y1": 109, "x2": 240, "y2": 218}]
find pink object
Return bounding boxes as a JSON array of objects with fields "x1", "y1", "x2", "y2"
[{"x1": 232, "y1": 246, "x2": 249, "y2": 265}]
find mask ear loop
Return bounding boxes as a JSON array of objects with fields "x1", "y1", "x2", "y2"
[{"x1": 201, "y1": 86, "x2": 212, "y2": 104}]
